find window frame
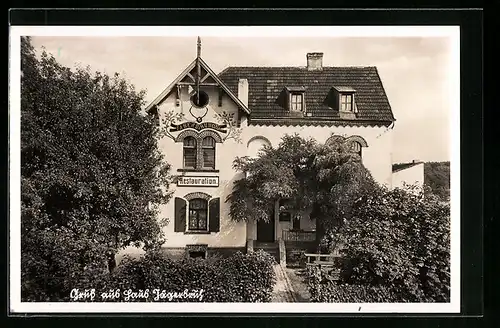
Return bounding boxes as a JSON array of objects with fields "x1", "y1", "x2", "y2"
[
  {"x1": 187, "y1": 198, "x2": 209, "y2": 231},
  {"x1": 178, "y1": 132, "x2": 221, "y2": 171},
  {"x1": 290, "y1": 92, "x2": 304, "y2": 112},
  {"x1": 350, "y1": 141, "x2": 363, "y2": 158},
  {"x1": 340, "y1": 93, "x2": 354, "y2": 112},
  {"x1": 201, "y1": 136, "x2": 216, "y2": 169},
  {"x1": 183, "y1": 136, "x2": 197, "y2": 169}
]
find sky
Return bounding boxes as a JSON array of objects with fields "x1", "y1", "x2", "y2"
[{"x1": 30, "y1": 35, "x2": 453, "y2": 163}]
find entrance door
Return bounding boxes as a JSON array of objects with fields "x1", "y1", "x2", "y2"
[{"x1": 257, "y1": 208, "x2": 275, "y2": 242}]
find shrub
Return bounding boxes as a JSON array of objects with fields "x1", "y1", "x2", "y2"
[
  {"x1": 307, "y1": 265, "x2": 418, "y2": 303},
  {"x1": 332, "y1": 186, "x2": 451, "y2": 302},
  {"x1": 287, "y1": 250, "x2": 307, "y2": 267},
  {"x1": 71, "y1": 249, "x2": 276, "y2": 303}
]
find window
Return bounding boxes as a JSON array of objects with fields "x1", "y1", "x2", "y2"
[
  {"x1": 341, "y1": 94, "x2": 353, "y2": 111},
  {"x1": 183, "y1": 137, "x2": 197, "y2": 168},
  {"x1": 202, "y1": 137, "x2": 216, "y2": 169},
  {"x1": 177, "y1": 132, "x2": 221, "y2": 171},
  {"x1": 190, "y1": 90, "x2": 210, "y2": 108},
  {"x1": 188, "y1": 198, "x2": 208, "y2": 231},
  {"x1": 290, "y1": 93, "x2": 304, "y2": 111},
  {"x1": 350, "y1": 141, "x2": 362, "y2": 158},
  {"x1": 279, "y1": 211, "x2": 291, "y2": 222}
]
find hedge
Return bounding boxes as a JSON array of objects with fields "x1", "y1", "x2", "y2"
[
  {"x1": 306, "y1": 262, "x2": 440, "y2": 303},
  {"x1": 318, "y1": 186, "x2": 451, "y2": 303},
  {"x1": 69, "y1": 250, "x2": 276, "y2": 303}
]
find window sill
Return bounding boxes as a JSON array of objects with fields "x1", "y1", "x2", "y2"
[
  {"x1": 178, "y1": 168, "x2": 219, "y2": 173},
  {"x1": 184, "y1": 231, "x2": 211, "y2": 235}
]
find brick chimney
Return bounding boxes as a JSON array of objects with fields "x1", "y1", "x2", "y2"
[
  {"x1": 238, "y1": 78, "x2": 249, "y2": 107},
  {"x1": 307, "y1": 52, "x2": 323, "y2": 71}
]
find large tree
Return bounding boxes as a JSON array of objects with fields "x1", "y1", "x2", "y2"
[
  {"x1": 20, "y1": 37, "x2": 172, "y2": 301},
  {"x1": 227, "y1": 134, "x2": 378, "y2": 249}
]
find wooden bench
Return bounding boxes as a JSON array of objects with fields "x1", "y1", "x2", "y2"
[{"x1": 304, "y1": 253, "x2": 341, "y2": 267}]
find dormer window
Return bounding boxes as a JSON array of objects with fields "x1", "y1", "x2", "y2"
[
  {"x1": 291, "y1": 93, "x2": 304, "y2": 111},
  {"x1": 340, "y1": 94, "x2": 353, "y2": 112},
  {"x1": 331, "y1": 86, "x2": 357, "y2": 117},
  {"x1": 285, "y1": 86, "x2": 306, "y2": 114}
]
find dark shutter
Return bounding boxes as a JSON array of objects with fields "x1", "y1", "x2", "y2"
[
  {"x1": 174, "y1": 197, "x2": 187, "y2": 232},
  {"x1": 209, "y1": 197, "x2": 220, "y2": 232}
]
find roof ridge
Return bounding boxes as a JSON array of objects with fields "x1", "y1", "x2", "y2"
[{"x1": 220, "y1": 65, "x2": 377, "y2": 70}]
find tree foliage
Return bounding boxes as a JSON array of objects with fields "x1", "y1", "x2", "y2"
[
  {"x1": 21, "y1": 37, "x2": 172, "y2": 301},
  {"x1": 227, "y1": 134, "x2": 378, "y2": 245},
  {"x1": 424, "y1": 161, "x2": 450, "y2": 201},
  {"x1": 336, "y1": 186, "x2": 451, "y2": 302}
]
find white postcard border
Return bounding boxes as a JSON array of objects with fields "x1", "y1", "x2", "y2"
[{"x1": 9, "y1": 25, "x2": 461, "y2": 314}]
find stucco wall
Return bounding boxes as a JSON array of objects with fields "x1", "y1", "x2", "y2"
[
  {"x1": 155, "y1": 85, "x2": 248, "y2": 248},
  {"x1": 392, "y1": 163, "x2": 425, "y2": 190},
  {"x1": 241, "y1": 122, "x2": 394, "y2": 188}
]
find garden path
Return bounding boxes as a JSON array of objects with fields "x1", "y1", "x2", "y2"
[{"x1": 271, "y1": 264, "x2": 296, "y2": 302}]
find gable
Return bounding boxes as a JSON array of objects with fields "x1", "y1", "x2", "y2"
[{"x1": 146, "y1": 58, "x2": 250, "y2": 115}]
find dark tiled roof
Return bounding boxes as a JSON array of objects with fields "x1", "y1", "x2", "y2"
[
  {"x1": 392, "y1": 161, "x2": 424, "y2": 173},
  {"x1": 218, "y1": 66, "x2": 396, "y2": 126}
]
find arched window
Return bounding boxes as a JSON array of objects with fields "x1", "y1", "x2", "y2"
[
  {"x1": 202, "y1": 136, "x2": 216, "y2": 169},
  {"x1": 350, "y1": 141, "x2": 362, "y2": 158},
  {"x1": 247, "y1": 136, "x2": 271, "y2": 159},
  {"x1": 183, "y1": 137, "x2": 197, "y2": 169},
  {"x1": 188, "y1": 198, "x2": 208, "y2": 231}
]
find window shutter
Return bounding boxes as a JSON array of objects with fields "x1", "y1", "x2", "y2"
[
  {"x1": 174, "y1": 197, "x2": 187, "y2": 232},
  {"x1": 209, "y1": 197, "x2": 220, "y2": 232}
]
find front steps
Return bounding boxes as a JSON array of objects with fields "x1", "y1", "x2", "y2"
[{"x1": 254, "y1": 241, "x2": 280, "y2": 262}]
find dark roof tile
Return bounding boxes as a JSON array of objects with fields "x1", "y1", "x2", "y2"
[{"x1": 218, "y1": 66, "x2": 395, "y2": 126}]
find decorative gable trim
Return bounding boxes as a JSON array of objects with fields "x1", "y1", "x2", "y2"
[
  {"x1": 145, "y1": 58, "x2": 250, "y2": 114},
  {"x1": 248, "y1": 119, "x2": 393, "y2": 128}
]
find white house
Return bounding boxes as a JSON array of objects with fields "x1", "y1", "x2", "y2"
[{"x1": 132, "y1": 38, "x2": 421, "y2": 259}]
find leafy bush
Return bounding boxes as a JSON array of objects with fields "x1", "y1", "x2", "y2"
[
  {"x1": 69, "y1": 250, "x2": 276, "y2": 303},
  {"x1": 331, "y1": 186, "x2": 451, "y2": 302},
  {"x1": 287, "y1": 251, "x2": 307, "y2": 267},
  {"x1": 307, "y1": 265, "x2": 417, "y2": 303}
]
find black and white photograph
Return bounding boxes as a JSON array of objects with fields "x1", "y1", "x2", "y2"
[{"x1": 9, "y1": 26, "x2": 460, "y2": 313}]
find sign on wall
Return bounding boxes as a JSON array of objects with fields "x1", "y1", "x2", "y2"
[
  {"x1": 170, "y1": 122, "x2": 227, "y2": 133},
  {"x1": 177, "y1": 176, "x2": 219, "y2": 187}
]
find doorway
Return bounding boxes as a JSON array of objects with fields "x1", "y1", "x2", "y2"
[{"x1": 257, "y1": 208, "x2": 275, "y2": 242}]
